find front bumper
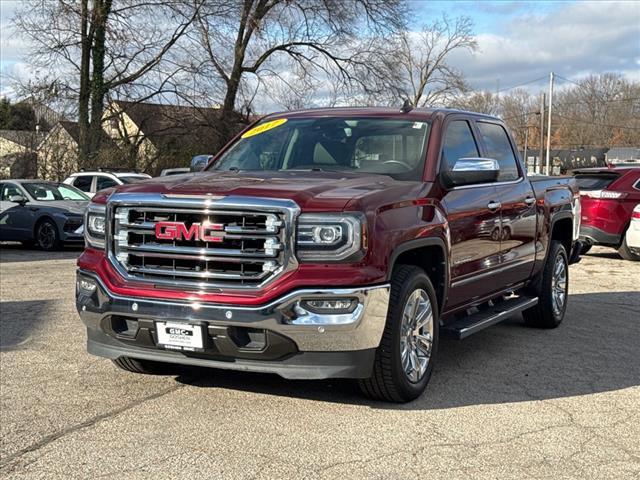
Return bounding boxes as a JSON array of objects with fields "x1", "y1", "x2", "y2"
[{"x1": 76, "y1": 270, "x2": 390, "y2": 379}]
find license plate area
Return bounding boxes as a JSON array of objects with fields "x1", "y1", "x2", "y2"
[{"x1": 156, "y1": 321, "x2": 204, "y2": 352}]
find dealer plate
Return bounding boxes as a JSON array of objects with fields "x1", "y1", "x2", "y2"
[{"x1": 156, "y1": 322, "x2": 204, "y2": 351}]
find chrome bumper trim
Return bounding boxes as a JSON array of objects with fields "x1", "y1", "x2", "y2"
[{"x1": 77, "y1": 269, "x2": 390, "y2": 352}]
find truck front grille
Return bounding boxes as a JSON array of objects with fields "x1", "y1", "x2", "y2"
[{"x1": 109, "y1": 198, "x2": 295, "y2": 290}]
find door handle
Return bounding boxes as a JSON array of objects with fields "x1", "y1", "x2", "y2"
[
  {"x1": 524, "y1": 196, "x2": 536, "y2": 205},
  {"x1": 487, "y1": 201, "x2": 501, "y2": 211}
]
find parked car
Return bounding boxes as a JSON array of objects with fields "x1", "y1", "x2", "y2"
[
  {"x1": 63, "y1": 170, "x2": 151, "y2": 197},
  {"x1": 626, "y1": 204, "x2": 640, "y2": 252},
  {"x1": 76, "y1": 107, "x2": 582, "y2": 402},
  {"x1": 160, "y1": 168, "x2": 190, "y2": 176},
  {"x1": 574, "y1": 166, "x2": 640, "y2": 261},
  {"x1": 190, "y1": 155, "x2": 213, "y2": 172},
  {"x1": 0, "y1": 180, "x2": 89, "y2": 250}
]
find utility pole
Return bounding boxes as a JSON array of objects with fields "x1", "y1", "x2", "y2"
[
  {"x1": 539, "y1": 92, "x2": 545, "y2": 174},
  {"x1": 523, "y1": 124, "x2": 529, "y2": 173},
  {"x1": 545, "y1": 72, "x2": 554, "y2": 175}
]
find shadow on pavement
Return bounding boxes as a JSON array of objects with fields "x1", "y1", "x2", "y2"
[
  {"x1": 0, "y1": 243, "x2": 82, "y2": 263},
  {"x1": 175, "y1": 291, "x2": 640, "y2": 410},
  {"x1": 583, "y1": 249, "x2": 623, "y2": 260},
  {"x1": 0, "y1": 299, "x2": 58, "y2": 351}
]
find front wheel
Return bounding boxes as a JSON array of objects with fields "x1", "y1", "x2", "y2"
[
  {"x1": 523, "y1": 240, "x2": 569, "y2": 328},
  {"x1": 359, "y1": 265, "x2": 439, "y2": 402},
  {"x1": 35, "y1": 219, "x2": 62, "y2": 251},
  {"x1": 112, "y1": 357, "x2": 175, "y2": 375}
]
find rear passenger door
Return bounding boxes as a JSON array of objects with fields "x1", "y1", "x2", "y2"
[
  {"x1": 476, "y1": 121, "x2": 537, "y2": 285},
  {"x1": 440, "y1": 118, "x2": 503, "y2": 308},
  {"x1": 96, "y1": 175, "x2": 118, "y2": 193},
  {"x1": 72, "y1": 175, "x2": 95, "y2": 197}
]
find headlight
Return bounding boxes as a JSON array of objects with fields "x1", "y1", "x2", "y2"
[
  {"x1": 85, "y1": 203, "x2": 106, "y2": 249},
  {"x1": 296, "y1": 213, "x2": 365, "y2": 262}
]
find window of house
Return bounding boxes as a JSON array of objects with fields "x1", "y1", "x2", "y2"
[
  {"x1": 477, "y1": 122, "x2": 520, "y2": 181},
  {"x1": 441, "y1": 120, "x2": 480, "y2": 171}
]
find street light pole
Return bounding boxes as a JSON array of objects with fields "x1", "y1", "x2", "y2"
[
  {"x1": 539, "y1": 92, "x2": 545, "y2": 174},
  {"x1": 545, "y1": 72, "x2": 554, "y2": 175}
]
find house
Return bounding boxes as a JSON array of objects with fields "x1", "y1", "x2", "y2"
[
  {"x1": 0, "y1": 129, "x2": 44, "y2": 179},
  {"x1": 103, "y1": 100, "x2": 247, "y2": 171},
  {"x1": 606, "y1": 147, "x2": 640, "y2": 164},
  {"x1": 38, "y1": 121, "x2": 117, "y2": 181}
]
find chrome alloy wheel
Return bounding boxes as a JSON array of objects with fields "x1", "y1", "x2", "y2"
[
  {"x1": 400, "y1": 289, "x2": 434, "y2": 383},
  {"x1": 551, "y1": 254, "x2": 567, "y2": 316}
]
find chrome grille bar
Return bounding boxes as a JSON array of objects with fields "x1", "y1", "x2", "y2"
[{"x1": 106, "y1": 193, "x2": 299, "y2": 291}]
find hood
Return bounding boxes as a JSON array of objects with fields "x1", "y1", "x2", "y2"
[
  {"x1": 32, "y1": 200, "x2": 88, "y2": 215},
  {"x1": 106, "y1": 170, "x2": 424, "y2": 211}
]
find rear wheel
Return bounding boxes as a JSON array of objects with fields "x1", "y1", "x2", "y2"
[
  {"x1": 618, "y1": 232, "x2": 640, "y2": 261},
  {"x1": 112, "y1": 357, "x2": 175, "y2": 375},
  {"x1": 35, "y1": 219, "x2": 62, "y2": 251},
  {"x1": 580, "y1": 244, "x2": 592, "y2": 255},
  {"x1": 359, "y1": 265, "x2": 439, "y2": 402},
  {"x1": 523, "y1": 241, "x2": 568, "y2": 328}
]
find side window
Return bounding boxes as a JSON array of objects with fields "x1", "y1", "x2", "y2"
[
  {"x1": 73, "y1": 176, "x2": 94, "y2": 192},
  {"x1": 1, "y1": 183, "x2": 22, "y2": 200},
  {"x1": 441, "y1": 120, "x2": 480, "y2": 171},
  {"x1": 477, "y1": 122, "x2": 520, "y2": 181},
  {"x1": 96, "y1": 176, "x2": 118, "y2": 191}
]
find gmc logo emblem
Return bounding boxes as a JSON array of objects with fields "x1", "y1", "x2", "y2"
[{"x1": 155, "y1": 221, "x2": 224, "y2": 242}]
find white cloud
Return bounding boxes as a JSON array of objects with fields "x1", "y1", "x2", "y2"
[{"x1": 453, "y1": 0, "x2": 640, "y2": 92}]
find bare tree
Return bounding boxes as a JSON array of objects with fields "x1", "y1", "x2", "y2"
[
  {"x1": 14, "y1": 0, "x2": 201, "y2": 166},
  {"x1": 181, "y1": 0, "x2": 406, "y2": 146},
  {"x1": 392, "y1": 15, "x2": 477, "y2": 107},
  {"x1": 450, "y1": 90, "x2": 500, "y2": 115}
]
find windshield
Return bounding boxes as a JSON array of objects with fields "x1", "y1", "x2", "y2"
[
  {"x1": 119, "y1": 175, "x2": 149, "y2": 184},
  {"x1": 212, "y1": 117, "x2": 430, "y2": 181},
  {"x1": 23, "y1": 183, "x2": 89, "y2": 201}
]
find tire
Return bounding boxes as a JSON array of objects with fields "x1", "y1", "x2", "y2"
[
  {"x1": 35, "y1": 219, "x2": 62, "y2": 251},
  {"x1": 359, "y1": 265, "x2": 439, "y2": 403},
  {"x1": 618, "y1": 233, "x2": 640, "y2": 261},
  {"x1": 523, "y1": 241, "x2": 568, "y2": 328},
  {"x1": 580, "y1": 244, "x2": 592, "y2": 255},
  {"x1": 112, "y1": 357, "x2": 174, "y2": 375}
]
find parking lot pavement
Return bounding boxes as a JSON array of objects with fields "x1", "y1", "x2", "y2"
[{"x1": 0, "y1": 245, "x2": 639, "y2": 479}]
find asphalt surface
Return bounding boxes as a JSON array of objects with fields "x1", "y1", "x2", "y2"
[{"x1": 1, "y1": 244, "x2": 639, "y2": 479}]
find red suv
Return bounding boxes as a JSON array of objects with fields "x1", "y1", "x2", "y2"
[{"x1": 574, "y1": 166, "x2": 640, "y2": 261}]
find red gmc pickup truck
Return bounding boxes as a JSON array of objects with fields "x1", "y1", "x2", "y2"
[{"x1": 76, "y1": 107, "x2": 582, "y2": 402}]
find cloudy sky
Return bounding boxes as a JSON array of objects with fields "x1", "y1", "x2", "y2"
[{"x1": 1, "y1": 0, "x2": 639, "y2": 104}]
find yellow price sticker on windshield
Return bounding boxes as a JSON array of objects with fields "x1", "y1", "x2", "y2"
[{"x1": 241, "y1": 118, "x2": 287, "y2": 138}]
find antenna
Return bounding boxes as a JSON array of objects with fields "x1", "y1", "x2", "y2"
[{"x1": 400, "y1": 99, "x2": 414, "y2": 113}]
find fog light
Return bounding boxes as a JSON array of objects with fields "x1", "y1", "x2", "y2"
[
  {"x1": 299, "y1": 298, "x2": 357, "y2": 314},
  {"x1": 77, "y1": 278, "x2": 96, "y2": 293}
]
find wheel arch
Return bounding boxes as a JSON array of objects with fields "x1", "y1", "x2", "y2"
[
  {"x1": 388, "y1": 237, "x2": 448, "y2": 313},
  {"x1": 550, "y1": 214, "x2": 573, "y2": 257},
  {"x1": 33, "y1": 214, "x2": 59, "y2": 239}
]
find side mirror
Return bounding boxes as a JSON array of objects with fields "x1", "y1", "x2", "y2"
[
  {"x1": 190, "y1": 155, "x2": 212, "y2": 172},
  {"x1": 9, "y1": 194, "x2": 27, "y2": 205},
  {"x1": 441, "y1": 157, "x2": 499, "y2": 188}
]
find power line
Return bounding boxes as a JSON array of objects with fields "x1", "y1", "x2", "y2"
[{"x1": 495, "y1": 75, "x2": 548, "y2": 94}]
